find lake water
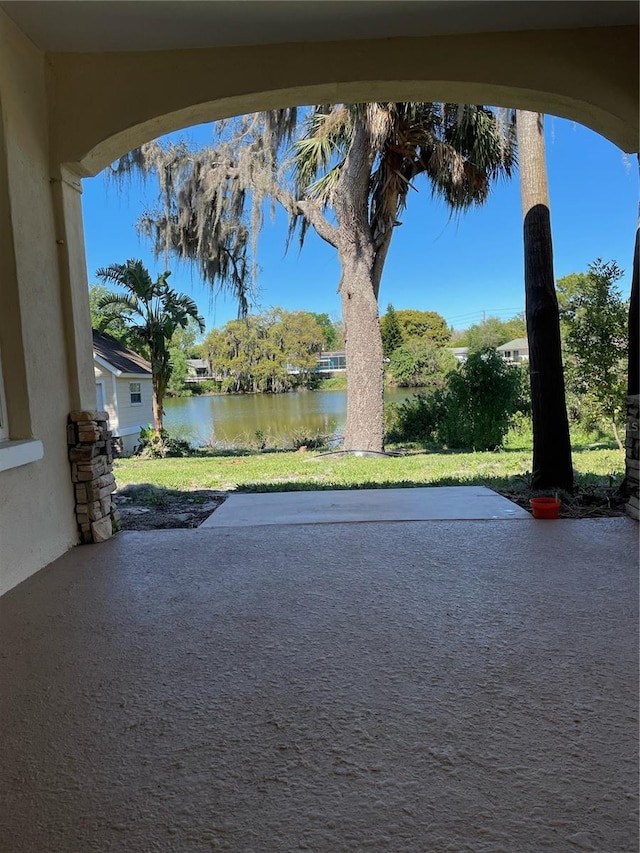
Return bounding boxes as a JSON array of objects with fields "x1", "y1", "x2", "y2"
[{"x1": 164, "y1": 388, "x2": 421, "y2": 447}]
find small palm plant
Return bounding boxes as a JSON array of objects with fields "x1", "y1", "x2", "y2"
[{"x1": 96, "y1": 259, "x2": 205, "y2": 437}]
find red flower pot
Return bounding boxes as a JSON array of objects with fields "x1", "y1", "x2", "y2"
[{"x1": 530, "y1": 497, "x2": 561, "y2": 519}]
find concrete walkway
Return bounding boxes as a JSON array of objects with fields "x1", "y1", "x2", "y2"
[
  {"x1": 201, "y1": 485, "x2": 530, "y2": 527},
  {"x1": 0, "y1": 515, "x2": 637, "y2": 852}
]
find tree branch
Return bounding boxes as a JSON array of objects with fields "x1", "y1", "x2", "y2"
[
  {"x1": 271, "y1": 181, "x2": 339, "y2": 249},
  {"x1": 294, "y1": 199, "x2": 339, "y2": 248}
]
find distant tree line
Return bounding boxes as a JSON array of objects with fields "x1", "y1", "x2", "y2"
[{"x1": 202, "y1": 309, "x2": 325, "y2": 393}]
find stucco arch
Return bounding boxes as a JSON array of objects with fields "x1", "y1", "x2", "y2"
[{"x1": 48, "y1": 27, "x2": 638, "y2": 177}]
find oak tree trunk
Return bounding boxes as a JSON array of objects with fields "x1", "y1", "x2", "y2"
[
  {"x1": 334, "y1": 113, "x2": 386, "y2": 453},
  {"x1": 340, "y1": 253, "x2": 385, "y2": 451},
  {"x1": 516, "y1": 111, "x2": 573, "y2": 492}
]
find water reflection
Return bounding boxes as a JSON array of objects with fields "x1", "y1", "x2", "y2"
[{"x1": 163, "y1": 388, "x2": 419, "y2": 447}]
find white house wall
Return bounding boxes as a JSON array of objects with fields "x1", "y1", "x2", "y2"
[
  {"x1": 114, "y1": 376, "x2": 153, "y2": 437},
  {"x1": 93, "y1": 363, "x2": 117, "y2": 428},
  {"x1": 0, "y1": 12, "x2": 81, "y2": 594}
]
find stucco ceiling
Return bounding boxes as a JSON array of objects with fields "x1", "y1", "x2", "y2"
[{"x1": 1, "y1": 0, "x2": 637, "y2": 52}]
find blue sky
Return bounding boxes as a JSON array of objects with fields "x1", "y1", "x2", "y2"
[{"x1": 82, "y1": 115, "x2": 638, "y2": 334}]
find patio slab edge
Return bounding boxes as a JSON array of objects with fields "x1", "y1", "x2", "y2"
[{"x1": 200, "y1": 486, "x2": 530, "y2": 528}]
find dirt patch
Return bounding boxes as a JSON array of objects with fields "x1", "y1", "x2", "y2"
[
  {"x1": 115, "y1": 485, "x2": 227, "y2": 531},
  {"x1": 498, "y1": 487, "x2": 627, "y2": 519}
]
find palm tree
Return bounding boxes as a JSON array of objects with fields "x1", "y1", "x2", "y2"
[
  {"x1": 114, "y1": 103, "x2": 515, "y2": 451},
  {"x1": 628, "y1": 191, "x2": 639, "y2": 401},
  {"x1": 96, "y1": 259, "x2": 205, "y2": 437},
  {"x1": 515, "y1": 111, "x2": 573, "y2": 491}
]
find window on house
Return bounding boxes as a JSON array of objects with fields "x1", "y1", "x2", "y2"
[
  {"x1": 503, "y1": 351, "x2": 511, "y2": 360},
  {"x1": 513, "y1": 350, "x2": 519, "y2": 360},
  {"x1": 129, "y1": 382, "x2": 142, "y2": 405}
]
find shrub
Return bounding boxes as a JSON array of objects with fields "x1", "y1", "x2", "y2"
[
  {"x1": 285, "y1": 427, "x2": 331, "y2": 450},
  {"x1": 385, "y1": 391, "x2": 447, "y2": 445},
  {"x1": 439, "y1": 348, "x2": 521, "y2": 450},
  {"x1": 136, "y1": 426, "x2": 194, "y2": 458},
  {"x1": 387, "y1": 338, "x2": 457, "y2": 388},
  {"x1": 190, "y1": 380, "x2": 221, "y2": 394}
]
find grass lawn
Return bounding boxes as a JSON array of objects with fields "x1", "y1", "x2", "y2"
[{"x1": 113, "y1": 435, "x2": 625, "y2": 507}]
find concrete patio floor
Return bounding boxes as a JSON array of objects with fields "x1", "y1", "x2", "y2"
[
  {"x1": 0, "y1": 514, "x2": 638, "y2": 852},
  {"x1": 200, "y1": 486, "x2": 530, "y2": 527}
]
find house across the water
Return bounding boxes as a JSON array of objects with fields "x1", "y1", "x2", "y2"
[
  {"x1": 186, "y1": 358, "x2": 215, "y2": 383},
  {"x1": 448, "y1": 346, "x2": 469, "y2": 363},
  {"x1": 92, "y1": 330, "x2": 154, "y2": 455},
  {"x1": 496, "y1": 338, "x2": 529, "y2": 363}
]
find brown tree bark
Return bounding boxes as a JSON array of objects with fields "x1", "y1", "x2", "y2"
[
  {"x1": 516, "y1": 111, "x2": 573, "y2": 492},
  {"x1": 333, "y1": 115, "x2": 386, "y2": 452},
  {"x1": 151, "y1": 374, "x2": 164, "y2": 437},
  {"x1": 627, "y1": 224, "x2": 639, "y2": 397},
  {"x1": 340, "y1": 253, "x2": 385, "y2": 451}
]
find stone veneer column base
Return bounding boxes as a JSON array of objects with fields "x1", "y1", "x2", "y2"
[
  {"x1": 625, "y1": 394, "x2": 639, "y2": 520},
  {"x1": 68, "y1": 411, "x2": 119, "y2": 543}
]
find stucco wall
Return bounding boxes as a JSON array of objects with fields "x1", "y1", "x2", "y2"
[
  {"x1": 0, "y1": 14, "x2": 79, "y2": 594},
  {"x1": 47, "y1": 26, "x2": 638, "y2": 175}
]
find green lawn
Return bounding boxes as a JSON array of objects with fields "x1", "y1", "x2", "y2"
[{"x1": 113, "y1": 440, "x2": 624, "y2": 500}]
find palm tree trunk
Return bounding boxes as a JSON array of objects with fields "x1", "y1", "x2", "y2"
[
  {"x1": 621, "y1": 220, "x2": 639, "y2": 500},
  {"x1": 627, "y1": 223, "x2": 639, "y2": 398},
  {"x1": 151, "y1": 374, "x2": 163, "y2": 437},
  {"x1": 516, "y1": 111, "x2": 573, "y2": 492}
]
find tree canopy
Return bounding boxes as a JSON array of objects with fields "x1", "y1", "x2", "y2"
[
  {"x1": 393, "y1": 309, "x2": 451, "y2": 346},
  {"x1": 309, "y1": 312, "x2": 341, "y2": 351},
  {"x1": 203, "y1": 309, "x2": 324, "y2": 393},
  {"x1": 89, "y1": 284, "x2": 133, "y2": 348},
  {"x1": 380, "y1": 304, "x2": 403, "y2": 358},
  {"x1": 388, "y1": 338, "x2": 457, "y2": 388},
  {"x1": 558, "y1": 259, "x2": 628, "y2": 448},
  {"x1": 455, "y1": 315, "x2": 526, "y2": 351}
]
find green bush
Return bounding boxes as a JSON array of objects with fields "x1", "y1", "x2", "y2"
[
  {"x1": 136, "y1": 426, "x2": 195, "y2": 459},
  {"x1": 190, "y1": 380, "x2": 221, "y2": 395},
  {"x1": 387, "y1": 338, "x2": 457, "y2": 388},
  {"x1": 285, "y1": 427, "x2": 331, "y2": 450},
  {"x1": 385, "y1": 350, "x2": 522, "y2": 450},
  {"x1": 319, "y1": 375, "x2": 347, "y2": 390},
  {"x1": 439, "y1": 348, "x2": 521, "y2": 450},
  {"x1": 385, "y1": 391, "x2": 447, "y2": 445}
]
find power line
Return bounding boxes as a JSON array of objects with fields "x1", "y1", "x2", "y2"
[{"x1": 445, "y1": 307, "x2": 524, "y2": 325}]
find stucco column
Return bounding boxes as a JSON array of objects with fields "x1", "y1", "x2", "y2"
[{"x1": 50, "y1": 164, "x2": 95, "y2": 412}]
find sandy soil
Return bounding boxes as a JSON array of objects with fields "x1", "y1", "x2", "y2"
[{"x1": 115, "y1": 486, "x2": 228, "y2": 531}]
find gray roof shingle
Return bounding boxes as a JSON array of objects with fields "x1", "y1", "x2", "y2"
[{"x1": 92, "y1": 329, "x2": 152, "y2": 375}]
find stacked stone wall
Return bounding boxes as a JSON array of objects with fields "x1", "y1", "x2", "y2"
[
  {"x1": 68, "y1": 411, "x2": 119, "y2": 543},
  {"x1": 626, "y1": 394, "x2": 639, "y2": 520}
]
